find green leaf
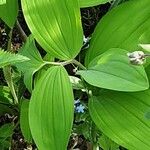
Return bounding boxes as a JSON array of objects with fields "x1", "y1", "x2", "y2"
[
  {"x1": 139, "y1": 44, "x2": 150, "y2": 52},
  {"x1": 0, "y1": 104, "x2": 13, "y2": 115},
  {"x1": 98, "y1": 134, "x2": 119, "y2": 150},
  {"x1": 0, "y1": 49, "x2": 29, "y2": 68},
  {"x1": 21, "y1": 0, "x2": 83, "y2": 60},
  {"x1": 0, "y1": 0, "x2": 18, "y2": 28},
  {"x1": 20, "y1": 100, "x2": 32, "y2": 143},
  {"x1": 85, "y1": 0, "x2": 150, "y2": 65},
  {"x1": 0, "y1": 0, "x2": 6, "y2": 5},
  {"x1": 0, "y1": 123, "x2": 14, "y2": 139},
  {"x1": 0, "y1": 140, "x2": 11, "y2": 149},
  {"x1": 89, "y1": 90, "x2": 150, "y2": 150},
  {"x1": 0, "y1": 123, "x2": 14, "y2": 149},
  {"x1": 78, "y1": 48, "x2": 149, "y2": 92},
  {"x1": 79, "y1": 0, "x2": 110, "y2": 8},
  {"x1": 0, "y1": 86, "x2": 13, "y2": 105},
  {"x1": 29, "y1": 66, "x2": 74, "y2": 150},
  {"x1": 16, "y1": 36, "x2": 45, "y2": 91}
]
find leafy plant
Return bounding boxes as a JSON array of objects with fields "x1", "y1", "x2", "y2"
[{"x1": 0, "y1": 0, "x2": 150, "y2": 149}]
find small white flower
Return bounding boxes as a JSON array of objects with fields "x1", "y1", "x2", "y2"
[
  {"x1": 127, "y1": 51, "x2": 145, "y2": 65},
  {"x1": 83, "y1": 35, "x2": 90, "y2": 44}
]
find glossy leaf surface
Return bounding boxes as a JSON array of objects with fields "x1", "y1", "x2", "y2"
[
  {"x1": 79, "y1": 0, "x2": 110, "y2": 8},
  {"x1": 85, "y1": 0, "x2": 150, "y2": 65},
  {"x1": 0, "y1": 0, "x2": 18, "y2": 27},
  {"x1": 0, "y1": 0, "x2": 6, "y2": 5},
  {"x1": 78, "y1": 48, "x2": 149, "y2": 92},
  {"x1": 22, "y1": 0, "x2": 83, "y2": 60},
  {"x1": 29, "y1": 66, "x2": 74, "y2": 150},
  {"x1": 89, "y1": 90, "x2": 150, "y2": 150}
]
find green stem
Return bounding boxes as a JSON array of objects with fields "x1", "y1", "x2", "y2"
[
  {"x1": 44, "y1": 59, "x2": 87, "y2": 70},
  {"x1": 3, "y1": 29, "x2": 18, "y2": 105},
  {"x1": 72, "y1": 59, "x2": 87, "y2": 70},
  {"x1": 44, "y1": 59, "x2": 73, "y2": 66},
  {"x1": 16, "y1": 20, "x2": 27, "y2": 42},
  {"x1": 93, "y1": 144, "x2": 99, "y2": 150},
  {"x1": 3, "y1": 66, "x2": 18, "y2": 104},
  {"x1": 109, "y1": 0, "x2": 124, "y2": 10},
  {"x1": 91, "y1": 122, "x2": 99, "y2": 150}
]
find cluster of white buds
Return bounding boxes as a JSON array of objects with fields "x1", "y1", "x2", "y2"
[{"x1": 127, "y1": 51, "x2": 146, "y2": 65}]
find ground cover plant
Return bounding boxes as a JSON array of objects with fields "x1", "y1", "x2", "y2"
[{"x1": 1, "y1": 0, "x2": 150, "y2": 149}]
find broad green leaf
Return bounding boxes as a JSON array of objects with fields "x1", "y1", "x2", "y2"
[
  {"x1": 29, "y1": 66, "x2": 74, "y2": 150},
  {"x1": 0, "y1": 0, "x2": 6, "y2": 5},
  {"x1": 21, "y1": 0, "x2": 83, "y2": 60},
  {"x1": 85, "y1": 0, "x2": 150, "y2": 65},
  {"x1": 0, "y1": 49, "x2": 29, "y2": 68},
  {"x1": 0, "y1": 86, "x2": 13, "y2": 105},
  {"x1": 79, "y1": 0, "x2": 110, "y2": 8},
  {"x1": 99, "y1": 134, "x2": 119, "y2": 150},
  {"x1": 16, "y1": 36, "x2": 45, "y2": 92},
  {"x1": 89, "y1": 90, "x2": 150, "y2": 150},
  {"x1": 0, "y1": 0, "x2": 18, "y2": 28},
  {"x1": 20, "y1": 100, "x2": 32, "y2": 143},
  {"x1": 78, "y1": 48, "x2": 149, "y2": 92}
]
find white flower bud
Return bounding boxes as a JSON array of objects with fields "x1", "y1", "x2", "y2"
[{"x1": 127, "y1": 51, "x2": 145, "y2": 65}]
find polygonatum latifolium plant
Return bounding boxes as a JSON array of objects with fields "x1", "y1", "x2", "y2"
[{"x1": 1, "y1": 0, "x2": 150, "y2": 149}]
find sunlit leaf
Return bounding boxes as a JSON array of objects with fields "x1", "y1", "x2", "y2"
[
  {"x1": 0, "y1": 0, "x2": 6, "y2": 5},
  {"x1": 78, "y1": 48, "x2": 149, "y2": 92},
  {"x1": 79, "y1": 0, "x2": 110, "y2": 8},
  {"x1": 29, "y1": 66, "x2": 74, "y2": 149},
  {"x1": 21, "y1": 0, "x2": 83, "y2": 60},
  {"x1": 89, "y1": 90, "x2": 150, "y2": 150},
  {"x1": 85, "y1": 0, "x2": 150, "y2": 65}
]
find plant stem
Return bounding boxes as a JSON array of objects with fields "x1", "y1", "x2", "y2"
[
  {"x1": 44, "y1": 59, "x2": 73, "y2": 66},
  {"x1": 44, "y1": 59, "x2": 87, "y2": 70},
  {"x1": 109, "y1": 0, "x2": 124, "y2": 10},
  {"x1": 91, "y1": 122, "x2": 99, "y2": 150},
  {"x1": 72, "y1": 59, "x2": 87, "y2": 70},
  {"x1": 16, "y1": 20, "x2": 27, "y2": 42},
  {"x1": 93, "y1": 144, "x2": 99, "y2": 150},
  {"x1": 3, "y1": 66, "x2": 18, "y2": 104},
  {"x1": 3, "y1": 29, "x2": 18, "y2": 105}
]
